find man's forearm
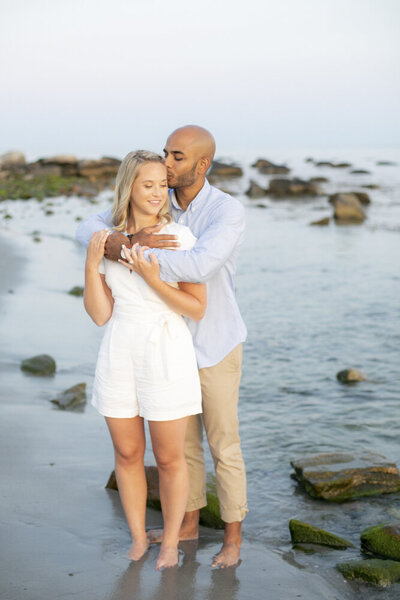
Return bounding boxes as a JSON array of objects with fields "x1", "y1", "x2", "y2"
[{"x1": 76, "y1": 209, "x2": 113, "y2": 247}]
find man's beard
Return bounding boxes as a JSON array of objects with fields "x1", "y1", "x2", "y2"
[{"x1": 169, "y1": 161, "x2": 198, "y2": 189}]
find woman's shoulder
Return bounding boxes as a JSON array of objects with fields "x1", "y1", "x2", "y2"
[{"x1": 158, "y1": 221, "x2": 197, "y2": 251}]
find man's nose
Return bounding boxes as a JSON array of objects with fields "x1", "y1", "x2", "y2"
[{"x1": 164, "y1": 154, "x2": 173, "y2": 168}]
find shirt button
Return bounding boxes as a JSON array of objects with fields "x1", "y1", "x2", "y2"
[{"x1": 179, "y1": 218, "x2": 184, "y2": 223}]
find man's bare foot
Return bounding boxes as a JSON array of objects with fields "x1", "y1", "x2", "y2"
[
  {"x1": 147, "y1": 510, "x2": 200, "y2": 544},
  {"x1": 211, "y1": 542, "x2": 241, "y2": 568},
  {"x1": 147, "y1": 525, "x2": 199, "y2": 544},
  {"x1": 156, "y1": 545, "x2": 178, "y2": 570},
  {"x1": 126, "y1": 538, "x2": 149, "y2": 561}
]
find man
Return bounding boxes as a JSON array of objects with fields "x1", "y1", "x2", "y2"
[{"x1": 76, "y1": 125, "x2": 248, "y2": 567}]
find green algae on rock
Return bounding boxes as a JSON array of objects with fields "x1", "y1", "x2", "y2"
[
  {"x1": 336, "y1": 368, "x2": 366, "y2": 383},
  {"x1": 51, "y1": 383, "x2": 87, "y2": 410},
  {"x1": 21, "y1": 354, "x2": 56, "y2": 376},
  {"x1": 106, "y1": 468, "x2": 224, "y2": 529},
  {"x1": 68, "y1": 286, "x2": 84, "y2": 297},
  {"x1": 337, "y1": 559, "x2": 400, "y2": 586},
  {"x1": 289, "y1": 519, "x2": 353, "y2": 549},
  {"x1": 361, "y1": 523, "x2": 400, "y2": 561},
  {"x1": 291, "y1": 452, "x2": 400, "y2": 502}
]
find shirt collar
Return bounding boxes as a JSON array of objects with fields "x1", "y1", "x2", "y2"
[{"x1": 169, "y1": 179, "x2": 210, "y2": 213}]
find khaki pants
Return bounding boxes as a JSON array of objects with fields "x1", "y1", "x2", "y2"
[{"x1": 184, "y1": 344, "x2": 248, "y2": 523}]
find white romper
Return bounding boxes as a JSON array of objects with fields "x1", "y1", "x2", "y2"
[{"x1": 91, "y1": 222, "x2": 202, "y2": 421}]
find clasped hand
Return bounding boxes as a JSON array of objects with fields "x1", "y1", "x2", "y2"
[{"x1": 119, "y1": 243, "x2": 160, "y2": 284}]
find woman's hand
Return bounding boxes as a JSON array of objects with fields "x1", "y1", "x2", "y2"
[
  {"x1": 120, "y1": 243, "x2": 160, "y2": 285},
  {"x1": 86, "y1": 229, "x2": 110, "y2": 268}
]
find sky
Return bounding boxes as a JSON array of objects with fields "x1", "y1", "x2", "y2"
[{"x1": 1, "y1": 0, "x2": 400, "y2": 159}]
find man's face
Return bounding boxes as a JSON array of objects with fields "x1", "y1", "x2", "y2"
[{"x1": 163, "y1": 133, "x2": 199, "y2": 189}]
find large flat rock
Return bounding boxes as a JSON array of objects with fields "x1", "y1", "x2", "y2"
[{"x1": 291, "y1": 452, "x2": 400, "y2": 502}]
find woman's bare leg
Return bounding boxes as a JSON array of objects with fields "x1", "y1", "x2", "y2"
[
  {"x1": 105, "y1": 416, "x2": 148, "y2": 560},
  {"x1": 148, "y1": 417, "x2": 189, "y2": 570}
]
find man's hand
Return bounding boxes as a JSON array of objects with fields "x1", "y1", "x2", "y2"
[
  {"x1": 104, "y1": 231, "x2": 133, "y2": 261},
  {"x1": 104, "y1": 225, "x2": 180, "y2": 263}
]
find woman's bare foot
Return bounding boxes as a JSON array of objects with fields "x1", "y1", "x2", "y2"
[
  {"x1": 211, "y1": 542, "x2": 241, "y2": 568},
  {"x1": 148, "y1": 509, "x2": 199, "y2": 544},
  {"x1": 156, "y1": 545, "x2": 179, "y2": 570},
  {"x1": 127, "y1": 538, "x2": 149, "y2": 561}
]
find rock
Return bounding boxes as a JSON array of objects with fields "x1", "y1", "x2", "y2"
[
  {"x1": 51, "y1": 383, "x2": 87, "y2": 410},
  {"x1": 77, "y1": 157, "x2": 121, "y2": 179},
  {"x1": 361, "y1": 524, "x2": 400, "y2": 561},
  {"x1": 267, "y1": 178, "x2": 320, "y2": 197},
  {"x1": 310, "y1": 177, "x2": 329, "y2": 183},
  {"x1": 0, "y1": 151, "x2": 26, "y2": 169},
  {"x1": 291, "y1": 452, "x2": 400, "y2": 502},
  {"x1": 21, "y1": 354, "x2": 56, "y2": 375},
  {"x1": 68, "y1": 286, "x2": 84, "y2": 297},
  {"x1": 329, "y1": 193, "x2": 366, "y2": 223},
  {"x1": 376, "y1": 161, "x2": 397, "y2": 166},
  {"x1": 315, "y1": 161, "x2": 351, "y2": 168},
  {"x1": 246, "y1": 180, "x2": 267, "y2": 198},
  {"x1": 43, "y1": 155, "x2": 78, "y2": 165},
  {"x1": 106, "y1": 467, "x2": 224, "y2": 529},
  {"x1": 362, "y1": 184, "x2": 379, "y2": 189},
  {"x1": 252, "y1": 159, "x2": 290, "y2": 174},
  {"x1": 352, "y1": 191, "x2": 371, "y2": 205},
  {"x1": 209, "y1": 161, "x2": 243, "y2": 178},
  {"x1": 310, "y1": 217, "x2": 330, "y2": 226},
  {"x1": 337, "y1": 368, "x2": 366, "y2": 383},
  {"x1": 289, "y1": 519, "x2": 353, "y2": 549},
  {"x1": 305, "y1": 157, "x2": 314, "y2": 163},
  {"x1": 350, "y1": 169, "x2": 371, "y2": 174},
  {"x1": 337, "y1": 559, "x2": 400, "y2": 586}
]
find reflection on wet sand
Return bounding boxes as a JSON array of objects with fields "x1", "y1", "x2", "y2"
[{"x1": 110, "y1": 539, "x2": 240, "y2": 600}]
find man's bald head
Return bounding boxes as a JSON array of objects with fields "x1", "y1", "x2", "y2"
[{"x1": 167, "y1": 125, "x2": 216, "y2": 163}]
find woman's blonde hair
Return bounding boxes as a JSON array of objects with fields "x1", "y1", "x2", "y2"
[{"x1": 111, "y1": 150, "x2": 171, "y2": 231}]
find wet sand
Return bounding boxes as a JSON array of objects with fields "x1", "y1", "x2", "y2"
[{"x1": 0, "y1": 209, "x2": 354, "y2": 600}]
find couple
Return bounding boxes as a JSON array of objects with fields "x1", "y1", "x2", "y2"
[{"x1": 77, "y1": 125, "x2": 248, "y2": 570}]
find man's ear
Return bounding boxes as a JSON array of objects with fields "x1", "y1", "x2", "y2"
[{"x1": 197, "y1": 157, "x2": 211, "y2": 175}]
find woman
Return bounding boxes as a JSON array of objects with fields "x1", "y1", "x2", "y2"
[{"x1": 84, "y1": 150, "x2": 205, "y2": 570}]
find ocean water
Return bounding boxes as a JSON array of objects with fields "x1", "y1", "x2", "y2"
[{"x1": 1, "y1": 147, "x2": 400, "y2": 597}]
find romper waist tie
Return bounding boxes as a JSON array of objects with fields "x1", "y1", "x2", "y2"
[{"x1": 147, "y1": 312, "x2": 183, "y2": 381}]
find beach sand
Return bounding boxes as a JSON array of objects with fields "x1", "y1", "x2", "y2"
[{"x1": 0, "y1": 209, "x2": 353, "y2": 600}]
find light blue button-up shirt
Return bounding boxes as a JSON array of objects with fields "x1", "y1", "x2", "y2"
[{"x1": 76, "y1": 179, "x2": 247, "y2": 368}]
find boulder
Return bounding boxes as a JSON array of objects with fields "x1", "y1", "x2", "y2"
[
  {"x1": 68, "y1": 286, "x2": 84, "y2": 297},
  {"x1": 337, "y1": 559, "x2": 400, "y2": 586},
  {"x1": 42, "y1": 155, "x2": 78, "y2": 165},
  {"x1": 329, "y1": 193, "x2": 366, "y2": 223},
  {"x1": 28, "y1": 162, "x2": 63, "y2": 177},
  {"x1": 209, "y1": 161, "x2": 243, "y2": 178},
  {"x1": 252, "y1": 159, "x2": 290, "y2": 175},
  {"x1": 77, "y1": 157, "x2": 121, "y2": 179},
  {"x1": 21, "y1": 354, "x2": 56, "y2": 375},
  {"x1": 51, "y1": 383, "x2": 87, "y2": 410},
  {"x1": 291, "y1": 452, "x2": 400, "y2": 502},
  {"x1": 361, "y1": 524, "x2": 400, "y2": 561},
  {"x1": 289, "y1": 519, "x2": 353, "y2": 549},
  {"x1": 106, "y1": 467, "x2": 224, "y2": 529},
  {"x1": 246, "y1": 180, "x2": 267, "y2": 198},
  {"x1": 310, "y1": 217, "x2": 330, "y2": 226},
  {"x1": 337, "y1": 368, "x2": 366, "y2": 383},
  {"x1": 329, "y1": 192, "x2": 370, "y2": 206},
  {"x1": 267, "y1": 178, "x2": 320, "y2": 197},
  {"x1": 0, "y1": 151, "x2": 26, "y2": 169}
]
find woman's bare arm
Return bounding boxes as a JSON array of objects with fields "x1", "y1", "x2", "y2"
[{"x1": 84, "y1": 230, "x2": 114, "y2": 326}]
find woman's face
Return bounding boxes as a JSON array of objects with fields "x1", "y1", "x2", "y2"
[{"x1": 130, "y1": 162, "x2": 168, "y2": 218}]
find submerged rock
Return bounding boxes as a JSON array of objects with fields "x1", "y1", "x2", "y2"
[
  {"x1": 330, "y1": 193, "x2": 366, "y2": 223},
  {"x1": 106, "y1": 467, "x2": 224, "y2": 529},
  {"x1": 21, "y1": 354, "x2": 56, "y2": 375},
  {"x1": 68, "y1": 286, "x2": 84, "y2": 297},
  {"x1": 209, "y1": 161, "x2": 243, "y2": 177},
  {"x1": 315, "y1": 161, "x2": 351, "y2": 168},
  {"x1": 337, "y1": 559, "x2": 400, "y2": 586},
  {"x1": 246, "y1": 180, "x2": 267, "y2": 198},
  {"x1": 376, "y1": 161, "x2": 397, "y2": 166},
  {"x1": 361, "y1": 524, "x2": 400, "y2": 561},
  {"x1": 267, "y1": 178, "x2": 320, "y2": 197},
  {"x1": 337, "y1": 368, "x2": 366, "y2": 383},
  {"x1": 289, "y1": 519, "x2": 353, "y2": 549},
  {"x1": 350, "y1": 169, "x2": 371, "y2": 175},
  {"x1": 51, "y1": 383, "x2": 87, "y2": 410},
  {"x1": 291, "y1": 452, "x2": 400, "y2": 502}
]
